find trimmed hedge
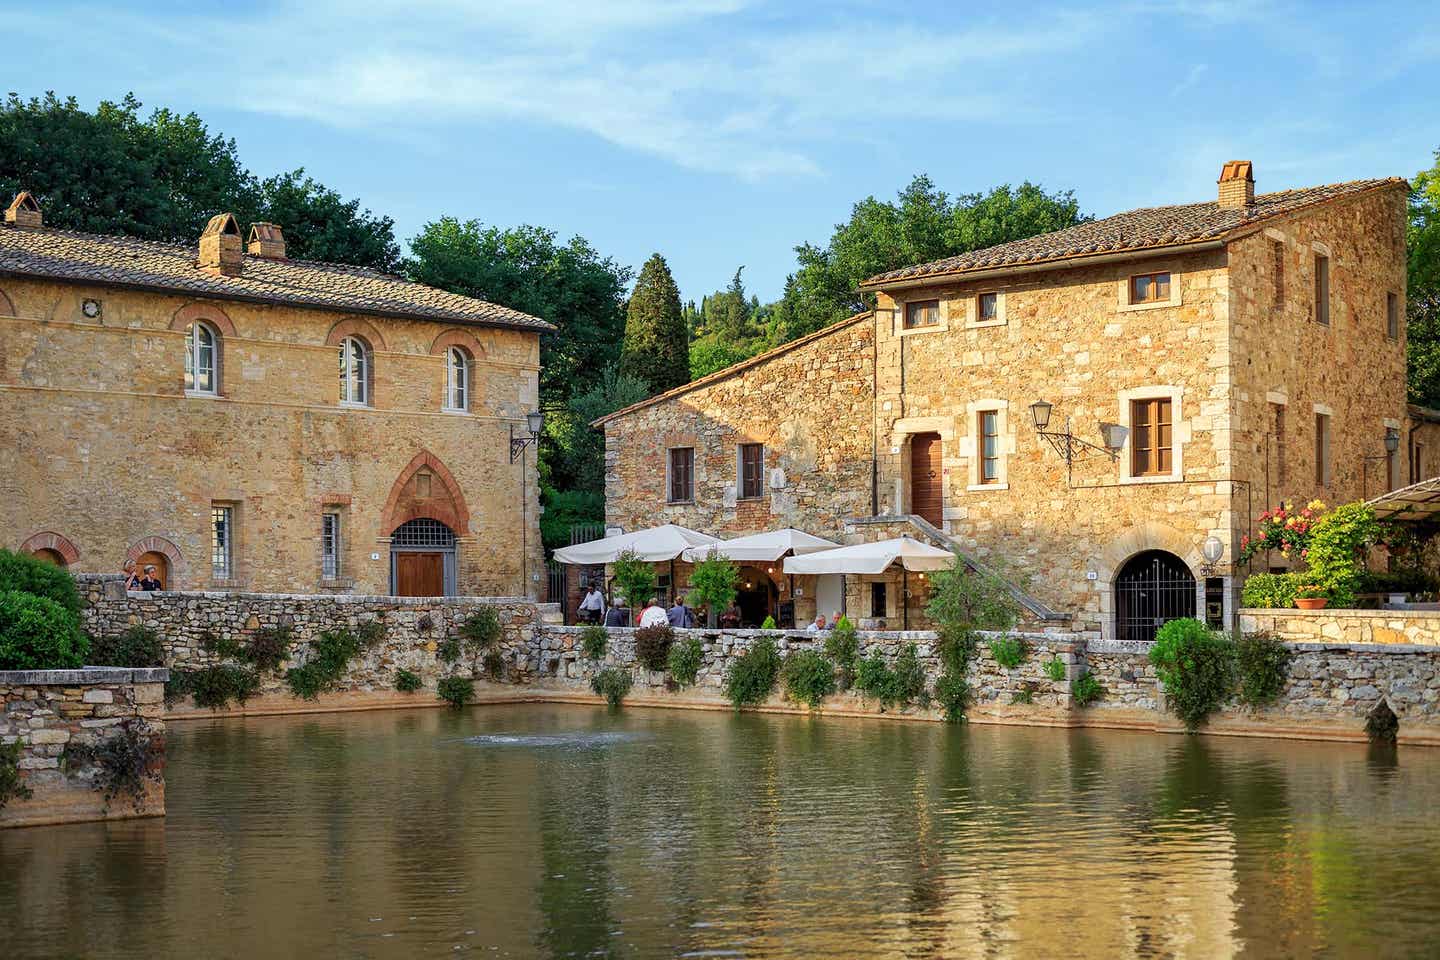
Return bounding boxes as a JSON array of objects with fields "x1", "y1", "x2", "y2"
[
  {"x1": 0, "y1": 590, "x2": 87, "y2": 670},
  {"x1": 0, "y1": 548, "x2": 81, "y2": 616}
]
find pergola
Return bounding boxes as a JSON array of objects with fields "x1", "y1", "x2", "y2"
[{"x1": 1366, "y1": 478, "x2": 1440, "y2": 529}]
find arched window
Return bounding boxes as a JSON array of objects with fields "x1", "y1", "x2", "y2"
[
  {"x1": 445, "y1": 346, "x2": 470, "y2": 412},
  {"x1": 339, "y1": 336, "x2": 370, "y2": 406},
  {"x1": 185, "y1": 321, "x2": 219, "y2": 395}
]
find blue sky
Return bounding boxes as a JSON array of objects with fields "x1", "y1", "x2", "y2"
[{"x1": 5, "y1": 1, "x2": 1439, "y2": 301}]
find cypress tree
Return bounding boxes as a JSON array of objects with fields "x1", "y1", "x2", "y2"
[{"x1": 620, "y1": 253, "x2": 688, "y2": 394}]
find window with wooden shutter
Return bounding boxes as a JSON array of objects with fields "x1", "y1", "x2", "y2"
[
  {"x1": 738, "y1": 443, "x2": 764, "y2": 499},
  {"x1": 1272, "y1": 404, "x2": 1286, "y2": 484},
  {"x1": 1272, "y1": 240, "x2": 1285, "y2": 308},
  {"x1": 1388, "y1": 292, "x2": 1399, "y2": 339},
  {"x1": 667, "y1": 448, "x2": 694, "y2": 503},
  {"x1": 1130, "y1": 398, "x2": 1173, "y2": 477},
  {"x1": 1314, "y1": 414, "x2": 1331, "y2": 485},
  {"x1": 1314, "y1": 254, "x2": 1330, "y2": 325}
]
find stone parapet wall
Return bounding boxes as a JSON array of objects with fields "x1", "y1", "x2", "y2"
[
  {"x1": 1239, "y1": 608, "x2": 1440, "y2": 646},
  {"x1": 1, "y1": 667, "x2": 167, "y2": 829}
]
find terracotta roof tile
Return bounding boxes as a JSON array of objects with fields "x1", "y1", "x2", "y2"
[
  {"x1": 0, "y1": 223, "x2": 554, "y2": 332},
  {"x1": 862, "y1": 177, "x2": 1407, "y2": 287}
]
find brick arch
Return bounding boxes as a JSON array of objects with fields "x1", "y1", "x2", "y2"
[
  {"x1": 170, "y1": 301, "x2": 237, "y2": 337},
  {"x1": 325, "y1": 317, "x2": 387, "y2": 352},
  {"x1": 0, "y1": 286, "x2": 14, "y2": 317},
  {"x1": 381, "y1": 450, "x2": 471, "y2": 536},
  {"x1": 1095, "y1": 521, "x2": 1205, "y2": 640},
  {"x1": 19, "y1": 531, "x2": 80, "y2": 565},
  {"x1": 125, "y1": 536, "x2": 185, "y2": 589},
  {"x1": 429, "y1": 328, "x2": 486, "y2": 358}
]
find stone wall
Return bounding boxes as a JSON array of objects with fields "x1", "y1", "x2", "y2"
[
  {"x1": 1239, "y1": 608, "x2": 1440, "y2": 646},
  {"x1": 0, "y1": 275, "x2": 544, "y2": 597},
  {"x1": 1, "y1": 667, "x2": 167, "y2": 829},
  {"x1": 79, "y1": 576, "x2": 558, "y2": 716}
]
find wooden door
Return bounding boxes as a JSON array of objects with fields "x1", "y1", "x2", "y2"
[
  {"x1": 910, "y1": 432, "x2": 944, "y2": 527},
  {"x1": 396, "y1": 552, "x2": 445, "y2": 597}
]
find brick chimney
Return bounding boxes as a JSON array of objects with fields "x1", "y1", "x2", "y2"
[
  {"x1": 247, "y1": 222, "x2": 286, "y2": 260},
  {"x1": 1218, "y1": 160, "x2": 1255, "y2": 209},
  {"x1": 5, "y1": 191, "x2": 42, "y2": 229},
  {"x1": 198, "y1": 213, "x2": 243, "y2": 277}
]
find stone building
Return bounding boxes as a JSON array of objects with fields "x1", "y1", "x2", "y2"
[
  {"x1": 0, "y1": 194, "x2": 550, "y2": 597},
  {"x1": 598, "y1": 163, "x2": 1412, "y2": 637}
]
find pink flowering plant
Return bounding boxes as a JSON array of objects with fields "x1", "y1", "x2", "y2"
[{"x1": 1238, "y1": 500, "x2": 1325, "y2": 564}]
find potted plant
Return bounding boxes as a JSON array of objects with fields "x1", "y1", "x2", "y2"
[{"x1": 1295, "y1": 584, "x2": 1328, "y2": 610}]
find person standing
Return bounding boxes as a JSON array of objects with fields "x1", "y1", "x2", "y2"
[
  {"x1": 639, "y1": 598, "x2": 669, "y2": 628},
  {"x1": 122, "y1": 560, "x2": 141, "y2": 592},
  {"x1": 668, "y1": 597, "x2": 693, "y2": 628},
  {"x1": 137, "y1": 565, "x2": 163, "y2": 591},
  {"x1": 578, "y1": 584, "x2": 605, "y2": 624}
]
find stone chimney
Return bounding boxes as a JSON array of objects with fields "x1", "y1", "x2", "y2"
[
  {"x1": 247, "y1": 222, "x2": 286, "y2": 260},
  {"x1": 4, "y1": 191, "x2": 42, "y2": 229},
  {"x1": 198, "y1": 213, "x2": 243, "y2": 277},
  {"x1": 1218, "y1": 160, "x2": 1255, "y2": 209}
]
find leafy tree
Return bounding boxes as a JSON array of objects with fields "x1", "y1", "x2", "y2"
[
  {"x1": 1407, "y1": 148, "x2": 1440, "y2": 407},
  {"x1": 687, "y1": 553, "x2": 739, "y2": 626},
  {"x1": 772, "y1": 177, "x2": 1086, "y2": 342},
  {"x1": 0, "y1": 92, "x2": 398, "y2": 270},
  {"x1": 610, "y1": 550, "x2": 656, "y2": 611},
  {"x1": 688, "y1": 336, "x2": 755, "y2": 380},
  {"x1": 619, "y1": 253, "x2": 688, "y2": 394}
]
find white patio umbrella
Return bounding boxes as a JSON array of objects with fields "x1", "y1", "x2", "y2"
[
  {"x1": 783, "y1": 536, "x2": 957, "y2": 629},
  {"x1": 552, "y1": 523, "x2": 719, "y2": 564},
  {"x1": 680, "y1": 528, "x2": 838, "y2": 563},
  {"x1": 782, "y1": 536, "x2": 956, "y2": 575}
]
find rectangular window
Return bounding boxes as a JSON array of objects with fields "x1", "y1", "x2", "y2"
[
  {"x1": 738, "y1": 443, "x2": 765, "y2": 499},
  {"x1": 904, "y1": 299, "x2": 940, "y2": 329},
  {"x1": 978, "y1": 410, "x2": 1000, "y2": 483},
  {"x1": 322, "y1": 512, "x2": 341, "y2": 580},
  {"x1": 1272, "y1": 240, "x2": 1285, "y2": 308},
  {"x1": 870, "y1": 582, "x2": 887, "y2": 619},
  {"x1": 1272, "y1": 404, "x2": 1286, "y2": 484},
  {"x1": 667, "y1": 447, "x2": 694, "y2": 503},
  {"x1": 211, "y1": 505, "x2": 233, "y2": 580},
  {"x1": 1315, "y1": 413, "x2": 1331, "y2": 485},
  {"x1": 1130, "y1": 398, "x2": 1173, "y2": 477},
  {"x1": 1387, "y1": 291, "x2": 1399, "y2": 340},
  {"x1": 977, "y1": 292, "x2": 999, "y2": 322},
  {"x1": 1314, "y1": 254, "x2": 1330, "y2": 325},
  {"x1": 1129, "y1": 272, "x2": 1171, "y2": 305}
]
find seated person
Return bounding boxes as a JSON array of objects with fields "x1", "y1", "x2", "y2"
[
  {"x1": 805, "y1": 614, "x2": 828, "y2": 634},
  {"x1": 603, "y1": 604, "x2": 628, "y2": 628}
]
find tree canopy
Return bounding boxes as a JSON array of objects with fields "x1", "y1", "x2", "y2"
[
  {"x1": 0, "y1": 92, "x2": 399, "y2": 270},
  {"x1": 1408, "y1": 148, "x2": 1440, "y2": 408},
  {"x1": 619, "y1": 253, "x2": 688, "y2": 394}
]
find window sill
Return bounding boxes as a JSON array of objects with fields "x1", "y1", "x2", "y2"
[
  {"x1": 736, "y1": 496, "x2": 768, "y2": 503},
  {"x1": 898, "y1": 323, "x2": 948, "y2": 338},
  {"x1": 210, "y1": 578, "x2": 240, "y2": 589},
  {"x1": 966, "y1": 482, "x2": 1009, "y2": 492},
  {"x1": 338, "y1": 400, "x2": 371, "y2": 409},
  {"x1": 1117, "y1": 299, "x2": 1180, "y2": 313},
  {"x1": 966, "y1": 319, "x2": 1006, "y2": 329},
  {"x1": 1119, "y1": 474, "x2": 1184, "y2": 485},
  {"x1": 184, "y1": 390, "x2": 222, "y2": 400},
  {"x1": 666, "y1": 500, "x2": 695, "y2": 506},
  {"x1": 441, "y1": 407, "x2": 470, "y2": 415}
]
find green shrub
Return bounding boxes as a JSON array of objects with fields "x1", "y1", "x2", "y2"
[
  {"x1": 855, "y1": 644, "x2": 927, "y2": 711},
  {"x1": 578, "y1": 625, "x2": 608, "y2": 660},
  {"x1": 591, "y1": 666, "x2": 633, "y2": 707},
  {"x1": 760, "y1": 614, "x2": 777, "y2": 630},
  {"x1": 1306, "y1": 503, "x2": 1382, "y2": 607},
  {"x1": 1010, "y1": 687, "x2": 1034, "y2": 705},
  {"x1": 611, "y1": 550, "x2": 657, "y2": 610},
  {"x1": 724, "y1": 635, "x2": 781, "y2": 708},
  {"x1": 437, "y1": 637, "x2": 462, "y2": 663},
  {"x1": 0, "y1": 590, "x2": 87, "y2": 670},
  {"x1": 667, "y1": 636, "x2": 702, "y2": 687},
  {"x1": 284, "y1": 627, "x2": 363, "y2": 700},
  {"x1": 89, "y1": 626, "x2": 164, "y2": 667},
  {"x1": 185, "y1": 665, "x2": 260, "y2": 710},
  {"x1": 243, "y1": 625, "x2": 292, "y2": 672},
  {"x1": 1071, "y1": 671, "x2": 1103, "y2": 707},
  {"x1": 1240, "y1": 573, "x2": 1301, "y2": 609},
  {"x1": 61, "y1": 720, "x2": 162, "y2": 810},
  {"x1": 1043, "y1": 657, "x2": 1067, "y2": 682},
  {"x1": 824, "y1": 616, "x2": 859, "y2": 690},
  {"x1": 199, "y1": 630, "x2": 242, "y2": 660},
  {"x1": 458, "y1": 608, "x2": 502, "y2": 652},
  {"x1": 0, "y1": 548, "x2": 80, "y2": 615},
  {"x1": 936, "y1": 623, "x2": 978, "y2": 674},
  {"x1": 934, "y1": 671, "x2": 970, "y2": 722},
  {"x1": 988, "y1": 635, "x2": 1027, "y2": 670},
  {"x1": 482, "y1": 652, "x2": 504, "y2": 680},
  {"x1": 633, "y1": 623, "x2": 675, "y2": 672},
  {"x1": 437, "y1": 676, "x2": 474, "y2": 708},
  {"x1": 394, "y1": 668, "x2": 423, "y2": 692},
  {"x1": 782, "y1": 650, "x2": 836, "y2": 708},
  {"x1": 1235, "y1": 631, "x2": 1292, "y2": 707},
  {"x1": 1149, "y1": 618, "x2": 1236, "y2": 730},
  {"x1": 0, "y1": 739, "x2": 32, "y2": 810},
  {"x1": 356, "y1": 619, "x2": 387, "y2": 648}
]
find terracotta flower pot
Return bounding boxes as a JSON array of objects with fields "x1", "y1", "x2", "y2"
[{"x1": 1295, "y1": 597, "x2": 1329, "y2": 610}]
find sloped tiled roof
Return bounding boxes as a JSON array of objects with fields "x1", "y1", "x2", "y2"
[
  {"x1": 863, "y1": 177, "x2": 1408, "y2": 287},
  {"x1": 0, "y1": 223, "x2": 554, "y2": 332}
]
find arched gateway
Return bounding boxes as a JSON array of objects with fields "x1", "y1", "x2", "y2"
[{"x1": 1114, "y1": 550, "x2": 1196, "y2": 643}]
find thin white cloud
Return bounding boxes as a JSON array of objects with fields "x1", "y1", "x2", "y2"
[{"x1": 1171, "y1": 63, "x2": 1208, "y2": 97}]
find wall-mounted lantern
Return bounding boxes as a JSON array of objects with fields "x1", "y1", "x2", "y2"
[
  {"x1": 1360, "y1": 427, "x2": 1402, "y2": 500},
  {"x1": 510, "y1": 410, "x2": 545, "y2": 463},
  {"x1": 1030, "y1": 399, "x2": 1128, "y2": 483}
]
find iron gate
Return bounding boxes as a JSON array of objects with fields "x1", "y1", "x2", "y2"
[{"x1": 1115, "y1": 550, "x2": 1196, "y2": 643}]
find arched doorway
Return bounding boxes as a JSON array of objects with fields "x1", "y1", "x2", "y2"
[
  {"x1": 390, "y1": 518, "x2": 457, "y2": 597},
  {"x1": 1115, "y1": 550, "x2": 1196, "y2": 642},
  {"x1": 30, "y1": 548, "x2": 66, "y2": 567},
  {"x1": 735, "y1": 565, "x2": 778, "y2": 627}
]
